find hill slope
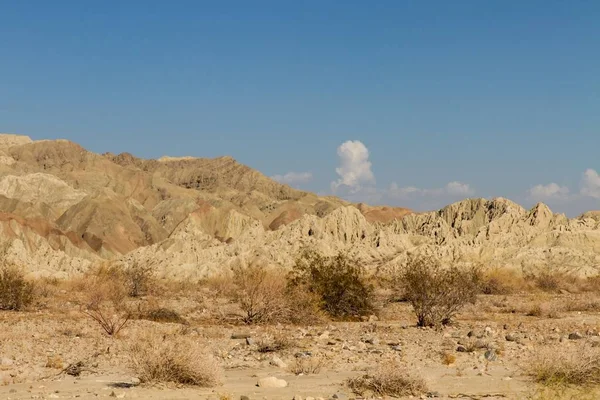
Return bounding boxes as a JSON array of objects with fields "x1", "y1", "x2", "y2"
[{"x1": 0, "y1": 133, "x2": 599, "y2": 279}]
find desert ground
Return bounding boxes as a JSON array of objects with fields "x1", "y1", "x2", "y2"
[{"x1": 2, "y1": 267, "x2": 600, "y2": 400}]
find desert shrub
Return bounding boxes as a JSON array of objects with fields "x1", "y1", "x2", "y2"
[
  {"x1": 524, "y1": 345, "x2": 600, "y2": 386},
  {"x1": 256, "y1": 335, "x2": 293, "y2": 353},
  {"x1": 0, "y1": 265, "x2": 35, "y2": 311},
  {"x1": 129, "y1": 333, "x2": 221, "y2": 386},
  {"x1": 139, "y1": 307, "x2": 186, "y2": 324},
  {"x1": 289, "y1": 357, "x2": 324, "y2": 375},
  {"x1": 401, "y1": 256, "x2": 481, "y2": 327},
  {"x1": 81, "y1": 272, "x2": 130, "y2": 336},
  {"x1": 524, "y1": 268, "x2": 584, "y2": 294},
  {"x1": 124, "y1": 261, "x2": 154, "y2": 297},
  {"x1": 480, "y1": 268, "x2": 525, "y2": 295},
  {"x1": 288, "y1": 249, "x2": 375, "y2": 320},
  {"x1": 347, "y1": 360, "x2": 428, "y2": 397},
  {"x1": 232, "y1": 264, "x2": 289, "y2": 324}
]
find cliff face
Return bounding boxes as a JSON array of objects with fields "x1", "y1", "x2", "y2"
[{"x1": 1, "y1": 134, "x2": 599, "y2": 280}]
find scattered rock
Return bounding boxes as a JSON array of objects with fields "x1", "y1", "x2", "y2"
[
  {"x1": 257, "y1": 376, "x2": 288, "y2": 388},
  {"x1": 505, "y1": 334, "x2": 518, "y2": 342},
  {"x1": 569, "y1": 332, "x2": 584, "y2": 340},
  {"x1": 456, "y1": 345, "x2": 468, "y2": 352},
  {"x1": 270, "y1": 355, "x2": 287, "y2": 368},
  {"x1": 232, "y1": 333, "x2": 251, "y2": 339},
  {"x1": 484, "y1": 349, "x2": 497, "y2": 361}
]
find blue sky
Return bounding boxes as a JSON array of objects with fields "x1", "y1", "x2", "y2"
[{"x1": 1, "y1": 1, "x2": 599, "y2": 215}]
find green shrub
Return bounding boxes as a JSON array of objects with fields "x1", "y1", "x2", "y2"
[
  {"x1": 0, "y1": 266, "x2": 34, "y2": 310},
  {"x1": 288, "y1": 249, "x2": 375, "y2": 320}
]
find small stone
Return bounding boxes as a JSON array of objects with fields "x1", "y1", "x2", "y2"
[
  {"x1": 0, "y1": 358, "x2": 14, "y2": 366},
  {"x1": 569, "y1": 332, "x2": 584, "y2": 340},
  {"x1": 240, "y1": 396, "x2": 250, "y2": 400},
  {"x1": 368, "y1": 315, "x2": 379, "y2": 322},
  {"x1": 427, "y1": 391, "x2": 441, "y2": 398},
  {"x1": 293, "y1": 395, "x2": 303, "y2": 400},
  {"x1": 270, "y1": 355, "x2": 287, "y2": 368},
  {"x1": 365, "y1": 337, "x2": 379, "y2": 345},
  {"x1": 246, "y1": 337, "x2": 254, "y2": 345},
  {"x1": 257, "y1": 376, "x2": 288, "y2": 388},
  {"x1": 130, "y1": 377, "x2": 141, "y2": 387},
  {"x1": 231, "y1": 333, "x2": 251, "y2": 339},
  {"x1": 456, "y1": 345, "x2": 468, "y2": 352},
  {"x1": 505, "y1": 334, "x2": 518, "y2": 342},
  {"x1": 332, "y1": 392, "x2": 349, "y2": 399},
  {"x1": 484, "y1": 349, "x2": 497, "y2": 361},
  {"x1": 294, "y1": 351, "x2": 312, "y2": 358}
]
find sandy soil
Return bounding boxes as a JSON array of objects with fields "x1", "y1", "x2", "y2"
[{"x1": 1, "y1": 290, "x2": 600, "y2": 400}]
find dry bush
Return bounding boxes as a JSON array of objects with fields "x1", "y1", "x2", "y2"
[
  {"x1": 81, "y1": 271, "x2": 131, "y2": 336},
  {"x1": 231, "y1": 264, "x2": 323, "y2": 325},
  {"x1": 347, "y1": 360, "x2": 428, "y2": 397},
  {"x1": 527, "y1": 386, "x2": 600, "y2": 400},
  {"x1": 525, "y1": 301, "x2": 561, "y2": 318},
  {"x1": 124, "y1": 261, "x2": 155, "y2": 297},
  {"x1": 45, "y1": 355, "x2": 64, "y2": 369},
  {"x1": 0, "y1": 265, "x2": 35, "y2": 311},
  {"x1": 289, "y1": 357, "x2": 324, "y2": 375},
  {"x1": 256, "y1": 334, "x2": 293, "y2": 353},
  {"x1": 232, "y1": 264, "x2": 289, "y2": 324},
  {"x1": 401, "y1": 256, "x2": 481, "y2": 327},
  {"x1": 524, "y1": 345, "x2": 600, "y2": 386},
  {"x1": 441, "y1": 352, "x2": 456, "y2": 365},
  {"x1": 480, "y1": 268, "x2": 526, "y2": 294},
  {"x1": 129, "y1": 333, "x2": 222, "y2": 386},
  {"x1": 524, "y1": 269, "x2": 584, "y2": 294},
  {"x1": 138, "y1": 307, "x2": 186, "y2": 324},
  {"x1": 288, "y1": 249, "x2": 375, "y2": 320}
]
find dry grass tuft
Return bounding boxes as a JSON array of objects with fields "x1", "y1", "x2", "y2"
[
  {"x1": 289, "y1": 357, "x2": 324, "y2": 375},
  {"x1": 442, "y1": 352, "x2": 456, "y2": 365},
  {"x1": 480, "y1": 268, "x2": 526, "y2": 294},
  {"x1": 129, "y1": 333, "x2": 222, "y2": 386},
  {"x1": 256, "y1": 335, "x2": 293, "y2": 353},
  {"x1": 347, "y1": 361, "x2": 428, "y2": 397},
  {"x1": 524, "y1": 345, "x2": 600, "y2": 386}
]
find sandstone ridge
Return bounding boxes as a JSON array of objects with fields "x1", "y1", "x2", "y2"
[{"x1": 0, "y1": 134, "x2": 598, "y2": 279}]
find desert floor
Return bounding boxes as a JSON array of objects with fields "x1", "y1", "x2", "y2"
[{"x1": 2, "y1": 284, "x2": 600, "y2": 400}]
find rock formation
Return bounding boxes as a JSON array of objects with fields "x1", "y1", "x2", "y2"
[{"x1": 0, "y1": 133, "x2": 599, "y2": 280}]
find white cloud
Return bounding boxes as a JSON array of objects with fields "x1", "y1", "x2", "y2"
[
  {"x1": 528, "y1": 182, "x2": 570, "y2": 200},
  {"x1": 388, "y1": 181, "x2": 474, "y2": 199},
  {"x1": 331, "y1": 140, "x2": 375, "y2": 193},
  {"x1": 446, "y1": 181, "x2": 475, "y2": 196},
  {"x1": 271, "y1": 171, "x2": 313, "y2": 185},
  {"x1": 581, "y1": 169, "x2": 600, "y2": 199}
]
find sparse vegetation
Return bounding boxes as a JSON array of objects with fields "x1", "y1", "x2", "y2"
[
  {"x1": 347, "y1": 360, "x2": 428, "y2": 397},
  {"x1": 0, "y1": 265, "x2": 35, "y2": 311},
  {"x1": 232, "y1": 264, "x2": 289, "y2": 324},
  {"x1": 525, "y1": 345, "x2": 600, "y2": 386},
  {"x1": 401, "y1": 256, "x2": 481, "y2": 327},
  {"x1": 124, "y1": 261, "x2": 155, "y2": 297},
  {"x1": 288, "y1": 249, "x2": 375, "y2": 320},
  {"x1": 289, "y1": 357, "x2": 324, "y2": 375},
  {"x1": 256, "y1": 335, "x2": 293, "y2": 353},
  {"x1": 81, "y1": 270, "x2": 131, "y2": 336},
  {"x1": 138, "y1": 307, "x2": 186, "y2": 324},
  {"x1": 129, "y1": 333, "x2": 222, "y2": 386}
]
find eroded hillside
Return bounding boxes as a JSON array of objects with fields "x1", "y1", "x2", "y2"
[{"x1": 1, "y1": 133, "x2": 599, "y2": 279}]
